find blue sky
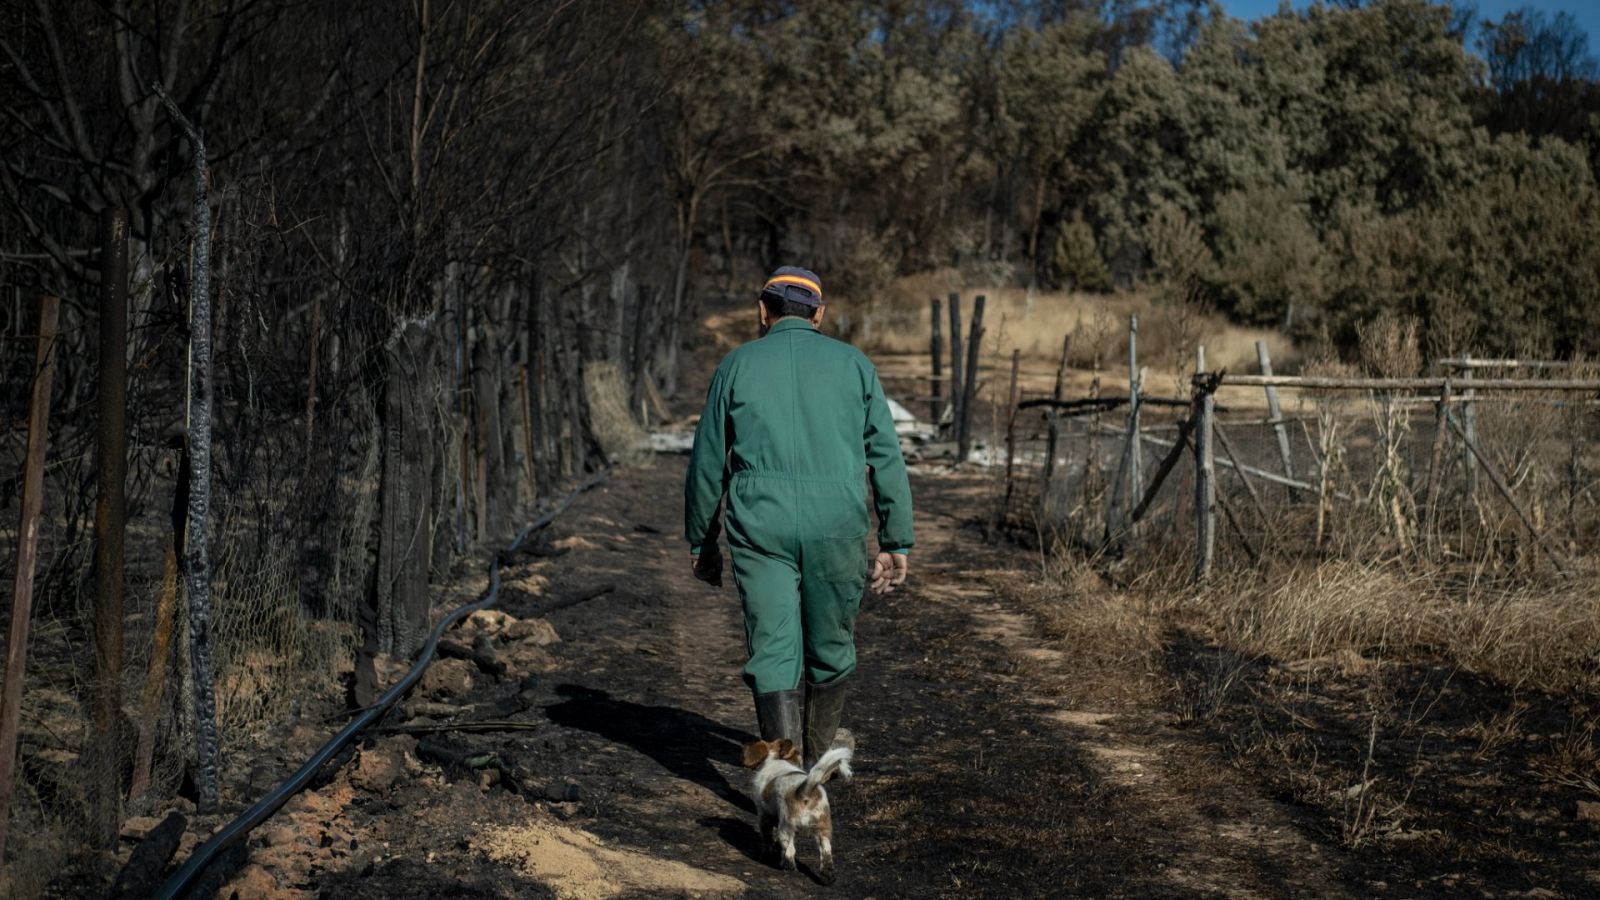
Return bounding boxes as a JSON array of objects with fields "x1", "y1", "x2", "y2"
[{"x1": 1221, "y1": 1, "x2": 1600, "y2": 55}]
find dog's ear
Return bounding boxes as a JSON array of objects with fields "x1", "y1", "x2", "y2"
[
  {"x1": 776, "y1": 739, "x2": 800, "y2": 764},
  {"x1": 741, "y1": 741, "x2": 769, "y2": 768}
]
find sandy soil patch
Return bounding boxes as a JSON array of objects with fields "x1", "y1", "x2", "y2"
[{"x1": 474, "y1": 818, "x2": 743, "y2": 899}]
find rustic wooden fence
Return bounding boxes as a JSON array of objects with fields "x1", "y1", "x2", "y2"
[
  {"x1": 1024, "y1": 352, "x2": 1600, "y2": 580},
  {"x1": 884, "y1": 298, "x2": 1600, "y2": 581}
]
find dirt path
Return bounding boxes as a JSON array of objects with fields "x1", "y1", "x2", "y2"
[{"x1": 216, "y1": 460, "x2": 1375, "y2": 899}]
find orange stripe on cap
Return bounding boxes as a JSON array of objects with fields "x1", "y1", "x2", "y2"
[{"x1": 763, "y1": 274, "x2": 822, "y2": 298}]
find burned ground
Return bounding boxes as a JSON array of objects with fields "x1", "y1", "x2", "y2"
[{"x1": 90, "y1": 461, "x2": 1600, "y2": 899}]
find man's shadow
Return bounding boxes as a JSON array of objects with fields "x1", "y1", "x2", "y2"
[{"x1": 544, "y1": 684, "x2": 756, "y2": 815}]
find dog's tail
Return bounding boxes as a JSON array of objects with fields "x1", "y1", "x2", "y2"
[{"x1": 802, "y1": 746, "x2": 853, "y2": 793}]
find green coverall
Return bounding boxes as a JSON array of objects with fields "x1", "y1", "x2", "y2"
[{"x1": 684, "y1": 317, "x2": 914, "y2": 694}]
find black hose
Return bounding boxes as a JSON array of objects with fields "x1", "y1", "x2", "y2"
[{"x1": 151, "y1": 470, "x2": 609, "y2": 900}]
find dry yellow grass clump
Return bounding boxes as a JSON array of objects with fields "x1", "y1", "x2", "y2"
[
  {"x1": 1178, "y1": 561, "x2": 1600, "y2": 695},
  {"x1": 834, "y1": 269, "x2": 1294, "y2": 385}
]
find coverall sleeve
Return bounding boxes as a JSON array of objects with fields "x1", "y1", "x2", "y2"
[
  {"x1": 684, "y1": 364, "x2": 730, "y2": 552},
  {"x1": 864, "y1": 366, "x2": 915, "y2": 552}
]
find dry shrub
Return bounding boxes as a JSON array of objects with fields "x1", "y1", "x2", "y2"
[
  {"x1": 1355, "y1": 313, "x2": 1421, "y2": 378},
  {"x1": 583, "y1": 361, "x2": 648, "y2": 466}
]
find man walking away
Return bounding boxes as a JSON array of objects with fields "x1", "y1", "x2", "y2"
[{"x1": 685, "y1": 266, "x2": 913, "y2": 766}]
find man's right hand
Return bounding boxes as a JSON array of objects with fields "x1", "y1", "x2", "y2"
[{"x1": 886, "y1": 552, "x2": 909, "y2": 588}]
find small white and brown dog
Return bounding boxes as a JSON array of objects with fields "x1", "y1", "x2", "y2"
[{"x1": 741, "y1": 737, "x2": 853, "y2": 883}]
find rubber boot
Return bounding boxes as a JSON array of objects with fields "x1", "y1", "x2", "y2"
[
  {"x1": 754, "y1": 689, "x2": 802, "y2": 745},
  {"x1": 803, "y1": 677, "x2": 849, "y2": 769}
]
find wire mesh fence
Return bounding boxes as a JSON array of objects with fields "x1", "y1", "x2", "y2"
[{"x1": 0, "y1": 213, "x2": 656, "y2": 882}]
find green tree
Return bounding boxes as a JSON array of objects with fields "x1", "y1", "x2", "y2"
[
  {"x1": 998, "y1": 15, "x2": 1105, "y2": 274},
  {"x1": 1051, "y1": 210, "x2": 1110, "y2": 291},
  {"x1": 1211, "y1": 184, "x2": 1329, "y2": 332}
]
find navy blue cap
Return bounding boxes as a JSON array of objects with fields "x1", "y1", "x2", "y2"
[{"x1": 761, "y1": 266, "x2": 823, "y2": 307}]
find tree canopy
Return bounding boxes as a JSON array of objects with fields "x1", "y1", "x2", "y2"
[{"x1": 3, "y1": 0, "x2": 1598, "y2": 359}]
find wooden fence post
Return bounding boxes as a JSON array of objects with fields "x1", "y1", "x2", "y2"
[
  {"x1": 1460, "y1": 356, "x2": 1479, "y2": 501},
  {"x1": 1086, "y1": 352, "x2": 1104, "y2": 530},
  {"x1": 1042, "y1": 334, "x2": 1071, "y2": 493},
  {"x1": 92, "y1": 208, "x2": 129, "y2": 844},
  {"x1": 1194, "y1": 358, "x2": 1216, "y2": 583},
  {"x1": 1001, "y1": 349, "x2": 1021, "y2": 523},
  {"x1": 1127, "y1": 315, "x2": 1141, "y2": 511},
  {"x1": 0, "y1": 293, "x2": 60, "y2": 872},
  {"x1": 947, "y1": 293, "x2": 962, "y2": 448},
  {"x1": 1423, "y1": 377, "x2": 1453, "y2": 543},
  {"x1": 929, "y1": 298, "x2": 943, "y2": 425},
  {"x1": 1255, "y1": 340, "x2": 1297, "y2": 499},
  {"x1": 958, "y1": 294, "x2": 986, "y2": 462}
]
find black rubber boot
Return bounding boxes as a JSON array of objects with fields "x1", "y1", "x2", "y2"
[
  {"x1": 754, "y1": 689, "x2": 802, "y2": 745},
  {"x1": 803, "y1": 676, "x2": 849, "y2": 769}
]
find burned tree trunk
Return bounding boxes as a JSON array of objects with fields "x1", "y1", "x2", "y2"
[
  {"x1": 561, "y1": 293, "x2": 588, "y2": 472},
  {"x1": 630, "y1": 284, "x2": 652, "y2": 425},
  {"x1": 0, "y1": 294, "x2": 60, "y2": 871},
  {"x1": 526, "y1": 273, "x2": 553, "y2": 497},
  {"x1": 155, "y1": 84, "x2": 221, "y2": 812},
  {"x1": 555, "y1": 286, "x2": 606, "y2": 472},
  {"x1": 472, "y1": 308, "x2": 510, "y2": 538},
  {"x1": 540, "y1": 278, "x2": 568, "y2": 478},
  {"x1": 374, "y1": 322, "x2": 440, "y2": 658},
  {"x1": 91, "y1": 208, "x2": 130, "y2": 844},
  {"x1": 496, "y1": 284, "x2": 523, "y2": 519}
]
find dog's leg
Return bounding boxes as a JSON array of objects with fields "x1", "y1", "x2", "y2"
[
  {"x1": 758, "y1": 811, "x2": 777, "y2": 864},
  {"x1": 815, "y1": 806, "x2": 836, "y2": 885},
  {"x1": 777, "y1": 821, "x2": 797, "y2": 871}
]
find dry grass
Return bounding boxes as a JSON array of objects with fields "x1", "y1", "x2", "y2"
[
  {"x1": 836, "y1": 270, "x2": 1294, "y2": 392},
  {"x1": 1173, "y1": 561, "x2": 1600, "y2": 695},
  {"x1": 1532, "y1": 721, "x2": 1600, "y2": 799},
  {"x1": 1006, "y1": 561, "x2": 1166, "y2": 708},
  {"x1": 0, "y1": 822, "x2": 77, "y2": 900},
  {"x1": 1088, "y1": 507, "x2": 1599, "y2": 696},
  {"x1": 1061, "y1": 318, "x2": 1600, "y2": 696},
  {"x1": 988, "y1": 313, "x2": 1600, "y2": 882}
]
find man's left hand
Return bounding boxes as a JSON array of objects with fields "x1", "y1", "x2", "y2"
[{"x1": 692, "y1": 547, "x2": 723, "y2": 587}]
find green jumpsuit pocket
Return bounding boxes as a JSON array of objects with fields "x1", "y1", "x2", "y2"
[{"x1": 818, "y1": 534, "x2": 868, "y2": 584}]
